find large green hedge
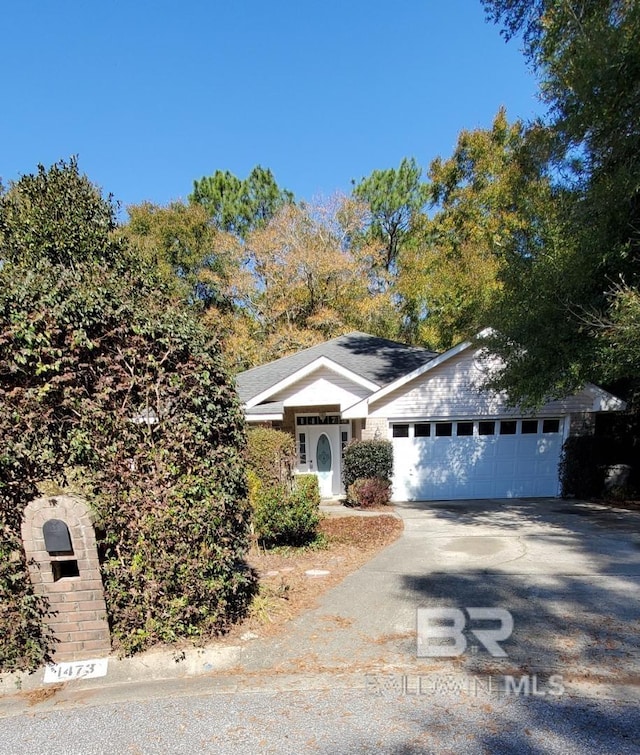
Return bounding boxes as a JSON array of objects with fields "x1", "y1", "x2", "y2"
[
  {"x1": 559, "y1": 436, "x2": 607, "y2": 499},
  {"x1": 0, "y1": 160, "x2": 255, "y2": 669}
]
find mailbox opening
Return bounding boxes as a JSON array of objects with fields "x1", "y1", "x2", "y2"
[{"x1": 52, "y1": 560, "x2": 80, "y2": 581}]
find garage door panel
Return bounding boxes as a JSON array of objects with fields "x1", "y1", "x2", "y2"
[{"x1": 391, "y1": 419, "x2": 563, "y2": 501}]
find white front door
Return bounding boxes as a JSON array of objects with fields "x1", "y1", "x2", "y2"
[{"x1": 294, "y1": 415, "x2": 351, "y2": 497}]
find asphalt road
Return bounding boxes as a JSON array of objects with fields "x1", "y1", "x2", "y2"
[
  {"x1": 1, "y1": 674, "x2": 639, "y2": 754},
  {"x1": 2, "y1": 498, "x2": 640, "y2": 754}
]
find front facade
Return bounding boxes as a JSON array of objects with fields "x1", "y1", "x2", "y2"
[{"x1": 237, "y1": 332, "x2": 624, "y2": 501}]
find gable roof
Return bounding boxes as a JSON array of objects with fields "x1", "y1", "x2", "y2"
[
  {"x1": 236, "y1": 331, "x2": 438, "y2": 405},
  {"x1": 343, "y1": 333, "x2": 627, "y2": 418}
]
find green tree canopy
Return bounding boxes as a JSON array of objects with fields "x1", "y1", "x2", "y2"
[
  {"x1": 398, "y1": 110, "x2": 556, "y2": 351},
  {"x1": 125, "y1": 200, "x2": 241, "y2": 309},
  {"x1": 352, "y1": 157, "x2": 429, "y2": 276},
  {"x1": 481, "y1": 0, "x2": 640, "y2": 406},
  {"x1": 190, "y1": 165, "x2": 294, "y2": 238}
]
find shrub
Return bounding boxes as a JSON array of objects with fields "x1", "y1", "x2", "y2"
[
  {"x1": 342, "y1": 439, "x2": 393, "y2": 490},
  {"x1": 0, "y1": 160, "x2": 256, "y2": 667},
  {"x1": 559, "y1": 436, "x2": 606, "y2": 498},
  {"x1": 347, "y1": 477, "x2": 392, "y2": 508},
  {"x1": 246, "y1": 427, "x2": 296, "y2": 489},
  {"x1": 293, "y1": 473, "x2": 321, "y2": 509},
  {"x1": 253, "y1": 474, "x2": 320, "y2": 547}
]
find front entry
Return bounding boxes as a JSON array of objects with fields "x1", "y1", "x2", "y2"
[
  {"x1": 315, "y1": 432, "x2": 333, "y2": 497},
  {"x1": 294, "y1": 414, "x2": 351, "y2": 497}
]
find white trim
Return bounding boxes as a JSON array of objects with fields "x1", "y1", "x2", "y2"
[
  {"x1": 584, "y1": 383, "x2": 627, "y2": 412},
  {"x1": 246, "y1": 413, "x2": 283, "y2": 422},
  {"x1": 245, "y1": 356, "x2": 380, "y2": 409},
  {"x1": 342, "y1": 339, "x2": 472, "y2": 418}
]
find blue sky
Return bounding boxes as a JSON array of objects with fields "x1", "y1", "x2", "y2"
[{"x1": 1, "y1": 1, "x2": 543, "y2": 213}]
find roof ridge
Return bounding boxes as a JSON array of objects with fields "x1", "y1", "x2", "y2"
[{"x1": 236, "y1": 334, "x2": 350, "y2": 376}]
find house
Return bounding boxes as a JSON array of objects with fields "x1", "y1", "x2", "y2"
[{"x1": 236, "y1": 331, "x2": 624, "y2": 501}]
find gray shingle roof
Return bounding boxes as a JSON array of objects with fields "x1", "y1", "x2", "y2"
[{"x1": 236, "y1": 331, "x2": 437, "y2": 405}]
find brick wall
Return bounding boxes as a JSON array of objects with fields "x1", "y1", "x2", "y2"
[{"x1": 21, "y1": 495, "x2": 110, "y2": 661}]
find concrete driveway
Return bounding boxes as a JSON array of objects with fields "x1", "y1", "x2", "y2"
[{"x1": 242, "y1": 498, "x2": 640, "y2": 695}]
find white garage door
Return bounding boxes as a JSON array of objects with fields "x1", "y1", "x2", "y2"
[{"x1": 391, "y1": 418, "x2": 564, "y2": 501}]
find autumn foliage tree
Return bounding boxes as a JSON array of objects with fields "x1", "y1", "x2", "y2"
[
  {"x1": 235, "y1": 195, "x2": 400, "y2": 359},
  {"x1": 397, "y1": 110, "x2": 555, "y2": 351}
]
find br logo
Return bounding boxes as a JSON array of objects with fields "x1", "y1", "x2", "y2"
[{"x1": 417, "y1": 607, "x2": 514, "y2": 658}]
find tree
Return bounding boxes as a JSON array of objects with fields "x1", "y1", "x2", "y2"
[
  {"x1": 352, "y1": 157, "x2": 429, "y2": 278},
  {"x1": 397, "y1": 110, "x2": 555, "y2": 351},
  {"x1": 480, "y1": 0, "x2": 640, "y2": 405},
  {"x1": 229, "y1": 195, "x2": 400, "y2": 364},
  {"x1": 190, "y1": 165, "x2": 294, "y2": 238},
  {"x1": 0, "y1": 160, "x2": 255, "y2": 669},
  {"x1": 123, "y1": 201, "x2": 274, "y2": 374},
  {"x1": 125, "y1": 200, "x2": 242, "y2": 309}
]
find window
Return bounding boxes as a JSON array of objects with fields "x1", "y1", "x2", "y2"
[
  {"x1": 478, "y1": 421, "x2": 495, "y2": 436},
  {"x1": 392, "y1": 424, "x2": 409, "y2": 438},
  {"x1": 414, "y1": 423, "x2": 431, "y2": 437},
  {"x1": 297, "y1": 414, "x2": 345, "y2": 426},
  {"x1": 341, "y1": 431, "x2": 349, "y2": 455},
  {"x1": 435, "y1": 422, "x2": 452, "y2": 437},
  {"x1": 543, "y1": 418, "x2": 561, "y2": 433},
  {"x1": 298, "y1": 433, "x2": 306, "y2": 464},
  {"x1": 456, "y1": 422, "x2": 473, "y2": 436},
  {"x1": 500, "y1": 420, "x2": 517, "y2": 435},
  {"x1": 522, "y1": 420, "x2": 538, "y2": 434}
]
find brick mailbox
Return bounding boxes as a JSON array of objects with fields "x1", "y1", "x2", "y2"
[{"x1": 21, "y1": 495, "x2": 111, "y2": 661}]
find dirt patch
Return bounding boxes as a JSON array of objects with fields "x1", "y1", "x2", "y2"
[
  {"x1": 20, "y1": 684, "x2": 62, "y2": 706},
  {"x1": 223, "y1": 514, "x2": 403, "y2": 641}
]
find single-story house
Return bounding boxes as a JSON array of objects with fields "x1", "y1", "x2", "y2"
[{"x1": 236, "y1": 331, "x2": 624, "y2": 501}]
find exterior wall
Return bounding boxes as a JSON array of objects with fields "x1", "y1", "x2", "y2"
[
  {"x1": 352, "y1": 418, "x2": 364, "y2": 442},
  {"x1": 362, "y1": 417, "x2": 388, "y2": 441},
  {"x1": 569, "y1": 412, "x2": 596, "y2": 436},
  {"x1": 282, "y1": 404, "x2": 341, "y2": 435},
  {"x1": 270, "y1": 366, "x2": 371, "y2": 410},
  {"x1": 21, "y1": 495, "x2": 110, "y2": 662},
  {"x1": 370, "y1": 347, "x2": 598, "y2": 420}
]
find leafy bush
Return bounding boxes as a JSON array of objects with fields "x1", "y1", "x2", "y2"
[
  {"x1": 559, "y1": 436, "x2": 606, "y2": 498},
  {"x1": 292, "y1": 473, "x2": 321, "y2": 508},
  {"x1": 253, "y1": 475, "x2": 320, "y2": 547},
  {"x1": 246, "y1": 427, "x2": 296, "y2": 489},
  {"x1": 347, "y1": 477, "x2": 392, "y2": 508},
  {"x1": 342, "y1": 440, "x2": 393, "y2": 490},
  {"x1": 0, "y1": 529, "x2": 57, "y2": 672},
  {"x1": 0, "y1": 160, "x2": 256, "y2": 667}
]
